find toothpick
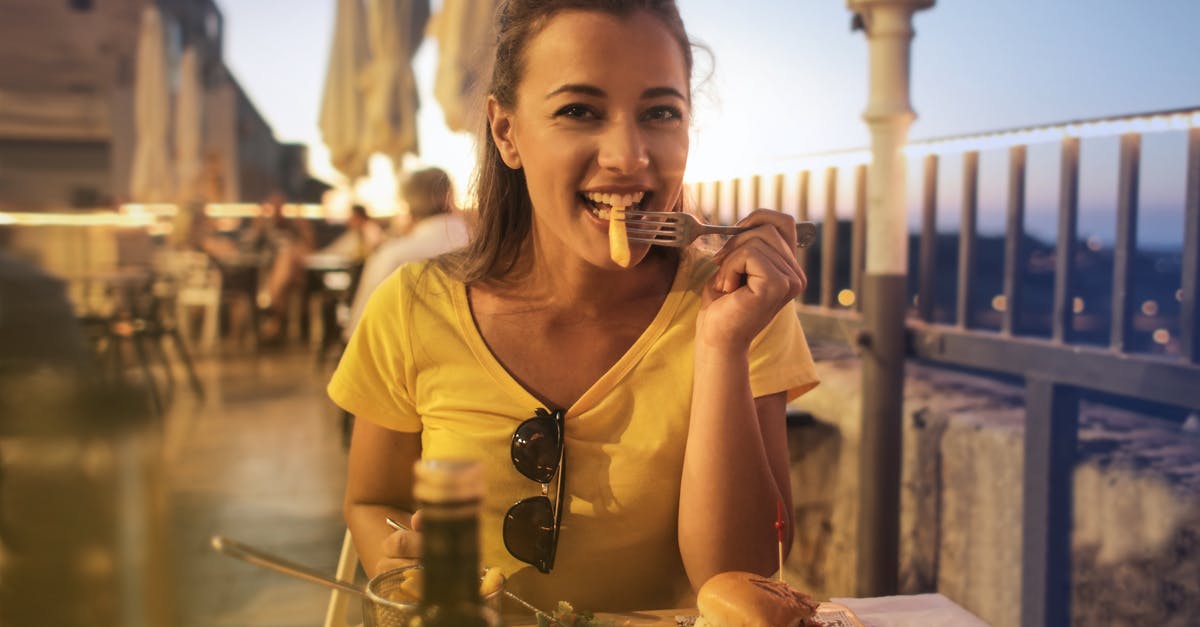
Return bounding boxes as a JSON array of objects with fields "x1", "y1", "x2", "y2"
[{"x1": 775, "y1": 500, "x2": 785, "y2": 582}]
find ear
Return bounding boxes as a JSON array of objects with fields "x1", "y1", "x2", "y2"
[{"x1": 487, "y1": 95, "x2": 522, "y2": 170}]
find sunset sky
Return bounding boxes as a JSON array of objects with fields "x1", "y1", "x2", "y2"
[{"x1": 219, "y1": 0, "x2": 1200, "y2": 245}]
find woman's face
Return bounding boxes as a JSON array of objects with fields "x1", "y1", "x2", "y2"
[{"x1": 489, "y1": 9, "x2": 691, "y2": 270}]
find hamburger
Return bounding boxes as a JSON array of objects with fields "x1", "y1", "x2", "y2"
[{"x1": 695, "y1": 571, "x2": 820, "y2": 627}]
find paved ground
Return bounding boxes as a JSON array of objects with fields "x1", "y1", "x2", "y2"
[{"x1": 164, "y1": 346, "x2": 351, "y2": 627}]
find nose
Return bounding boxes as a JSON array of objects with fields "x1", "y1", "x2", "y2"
[{"x1": 597, "y1": 119, "x2": 650, "y2": 174}]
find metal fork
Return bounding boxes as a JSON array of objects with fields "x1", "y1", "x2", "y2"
[{"x1": 618, "y1": 210, "x2": 818, "y2": 248}]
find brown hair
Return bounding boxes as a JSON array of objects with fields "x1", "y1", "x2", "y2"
[
  {"x1": 438, "y1": 0, "x2": 694, "y2": 285},
  {"x1": 402, "y1": 167, "x2": 455, "y2": 221}
]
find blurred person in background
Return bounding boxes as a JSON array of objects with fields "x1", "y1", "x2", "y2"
[
  {"x1": 314, "y1": 204, "x2": 385, "y2": 263},
  {"x1": 241, "y1": 193, "x2": 315, "y2": 342},
  {"x1": 345, "y1": 167, "x2": 469, "y2": 335}
]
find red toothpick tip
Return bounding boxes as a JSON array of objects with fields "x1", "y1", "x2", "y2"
[{"x1": 774, "y1": 500, "x2": 785, "y2": 543}]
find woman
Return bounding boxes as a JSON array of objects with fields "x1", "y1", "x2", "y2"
[{"x1": 329, "y1": 0, "x2": 819, "y2": 612}]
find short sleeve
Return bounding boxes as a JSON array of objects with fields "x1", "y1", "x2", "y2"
[
  {"x1": 748, "y1": 300, "x2": 820, "y2": 402},
  {"x1": 327, "y1": 267, "x2": 422, "y2": 432}
]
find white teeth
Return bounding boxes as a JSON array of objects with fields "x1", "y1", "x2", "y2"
[{"x1": 584, "y1": 191, "x2": 645, "y2": 206}]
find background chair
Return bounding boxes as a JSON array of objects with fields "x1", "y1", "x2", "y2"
[{"x1": 323, "y1": 529, "x2": 362, "y2": 627}]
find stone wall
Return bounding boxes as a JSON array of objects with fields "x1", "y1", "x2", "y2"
[{"x1": 782, "y1": 342, "x2": 1200, "y2": 626}]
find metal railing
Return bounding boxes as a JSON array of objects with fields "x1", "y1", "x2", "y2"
[{"x1": 690, "y1": 107, "x2": 1200, "y2": 627}]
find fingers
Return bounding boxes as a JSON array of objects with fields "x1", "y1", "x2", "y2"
[
  {"x1": 711, "y1": 210, "x2": 808, "y2": 301},
  {"x1": 382, "y1": 527, "x2": 422, "y2": 561},
  {"x1": 375, "y1": 556, "x2": 420, "y2": 573},
  {"x1": 713, "y1": 210, "x2": 805, "y2": 280},
  {"x1": 712, "y1": 238, "x2": 805, "y2": 303},
  {"x1": 377, "y1": 509, "x2": 423, "y2": 575}
]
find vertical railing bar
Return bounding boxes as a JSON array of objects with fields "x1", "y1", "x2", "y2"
[
  {"x1": 712, "y1": 180, "x2": 723, "y2": 225},
  {"x1": 852, "y1": 164, "x2": 868, "y2": 313},
  {"x1": 798, "y1": 171, "x2": 811, "y2": 223},
  {"x1": 1053, "y1": 137, "x2": 1081, "y2": 343},
  {"x1": 797, "y1": 171, "x2": 812, "y2": 303},
  {"x1": 772, "y1": 173, "x2": 785, "y2": 215},
  {"x1": 1021, "y1": 377, "x2": 1079, "y2": 627},
  {"x1": 1003, "y1": 146, "x2": 1028, "y2": 335},
  {"x1": 751, "y1": 174, "x2": 762, "y2": 214},
  {"x1": 918, "y1": 154, "x2": 938, "y2": 323},
  {"x1": 821, "y1": 167, "x2": 839, "y2": 309},
  {"x1": 1111, "y1": 133, "x2": 1141, "y2": 352},
  {"x1": 957, "y1": 151, "x2": 980, "y2": 328},
  {"x1": 1182, "y1": 127, "x2": 1200, "y2": 363},
  {"x1": 693, "y1": 181, "x2": 705, "y2": 215},
  {"x1": 731, "y1": 177, "x2": 742, "y2": 224}
]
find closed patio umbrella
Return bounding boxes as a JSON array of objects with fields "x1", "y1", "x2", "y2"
[
  {"x1": 319, "y1": 0, "x2": 371, "y2": 181},
  {"x1": 174, "y1": 46, "x2": 203, "y2": 203},
  {"x1": 129, "y1": 4, "x2": 174, "y2": 202},
  {"x1": 359, "y1": 0, "x2": 430, "y2": 165},
  {"x1": 432, "y1": 0, "x2": 498, "y2": 132}
]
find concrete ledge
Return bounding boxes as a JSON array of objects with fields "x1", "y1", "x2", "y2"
[{"x1": 783, "y1": 341, "x2": 1200, "y2": 626}]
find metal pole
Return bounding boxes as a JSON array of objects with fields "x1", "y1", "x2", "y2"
[{"x1": 845, "y1": 0, "x2": 934, "y2": 597}]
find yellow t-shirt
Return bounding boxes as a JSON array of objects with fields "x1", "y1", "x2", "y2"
[{"x1": 328, "y1": 250, "x2": 819, "y2": 612}]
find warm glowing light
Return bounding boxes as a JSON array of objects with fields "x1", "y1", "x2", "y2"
[
  {"x1": 202, "y1": 203, "x2": 327, "y2": 219},
  {"x1": 1152, "y1": 329, "x2": 1171, "y2": 345},
  {"x1": 119, "y1": 203, "x2": 178, "y2": 217},
  {"x1": 205, "y1": 203, "x2": 262, "y2": 218},
  {"x1": 992, "y1": 295, "x2": 1007, "y2": 312},
  {"x1": 1141, "y1": 300, "x2": 1159, "y2": 317},
  {"x1": 837, "y1": 289, "x2": 856, "y2": 307},
  {"x1": 1073, "y1": 297, "x2": 1085, "y2": 314},
  {"x1": 1178, "y1": 289, "x2": 1185, "y2": 303},
  {"x1": 281, "y1": 203, "x2": 326, "y2": 219},
  {"x1": 0, "y1": 211, "x2": 156, "y2": 227},
  {"x1": 1086, "y1": 236, "x2": 1103, "y2": 251}
]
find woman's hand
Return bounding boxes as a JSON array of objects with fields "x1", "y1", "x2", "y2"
[
  {"x1": 375, "y1": 510, "x2": 424, "y2": 574},
  {"x1": 698, "y1": 209, "x2": 807, "y2": 351}
]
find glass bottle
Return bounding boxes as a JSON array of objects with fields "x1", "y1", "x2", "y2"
[{"x1": 407, "y1": 458, "x2": 501, "y2": 627}]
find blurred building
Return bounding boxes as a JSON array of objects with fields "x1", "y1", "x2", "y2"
[{"x1": 0, "y1": 0, "x2": 320, "y2": 209}]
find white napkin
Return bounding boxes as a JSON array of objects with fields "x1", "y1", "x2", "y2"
[{"x1": 830, "y1": 593, "x2": 991, "y2": 627}]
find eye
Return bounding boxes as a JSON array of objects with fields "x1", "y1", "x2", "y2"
[
  {"x1": 642, "y1": 105, "x2": 684, "y2": 125},
  {"x1": 553, "y1": 103, "x2": 599, "y2": 120}
]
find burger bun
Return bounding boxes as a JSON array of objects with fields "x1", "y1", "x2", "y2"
[{"x1": 695, "y1": 571, "x2": 819, "y2": 627}]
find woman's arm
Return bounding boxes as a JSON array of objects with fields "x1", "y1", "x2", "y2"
[
  {"x1": 678, "y1": 209, "x2": 806, "y2": 590},
  {"x1": 344, "y1": 418, "x2": 423, "y2": 577},
  {"x1": 679, "y1": 366, "x2": 793, "y2": 589}
]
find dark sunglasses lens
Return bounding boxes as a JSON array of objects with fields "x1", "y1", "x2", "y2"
[
  {"x1": 503, "y1": 496, "x2": 555, "y2": 573},
  {"x1": 511, "y1": 414, "x2": 561, "y2": 484}
]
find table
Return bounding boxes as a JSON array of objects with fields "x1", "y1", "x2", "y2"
[{"x1": 510, "y1": 595, "x2": 988, "y2": 626}]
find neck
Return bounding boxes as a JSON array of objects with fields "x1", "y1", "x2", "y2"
[{"x1": 493, "y1": 242, "x2": 677, "y2": 317}]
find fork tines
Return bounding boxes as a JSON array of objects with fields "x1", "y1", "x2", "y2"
[{"x1": 615, "y1": 209, "x2": 686, "y2": 246}]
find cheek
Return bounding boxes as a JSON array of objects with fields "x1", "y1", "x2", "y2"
[
  {"x1": 518, "y1": 131, "x2": 594, "y2": 195},
  {"x1": 650, "y1": 132, "x2": 690, "y2": 177}
]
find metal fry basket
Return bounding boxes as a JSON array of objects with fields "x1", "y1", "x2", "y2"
[
  {"x1": 362, "y1": 567, "x2": 419, "y2": 627},
  {"x1": 363, "y1": 566, "x2": 504, "y2": 627}
]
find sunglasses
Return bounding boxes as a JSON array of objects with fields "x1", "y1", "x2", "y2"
[{"x1": 502, "y1": 407, "x2": 565, "y2": 573}]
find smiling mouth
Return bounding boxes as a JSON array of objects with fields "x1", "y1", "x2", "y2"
[{"x1": 580, "y1": 191, "x2": 647, "y2": 219}]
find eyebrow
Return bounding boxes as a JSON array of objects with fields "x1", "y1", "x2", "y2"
[{"x1": 546, "y1": 84, "x2": 687, "y2": 101}]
